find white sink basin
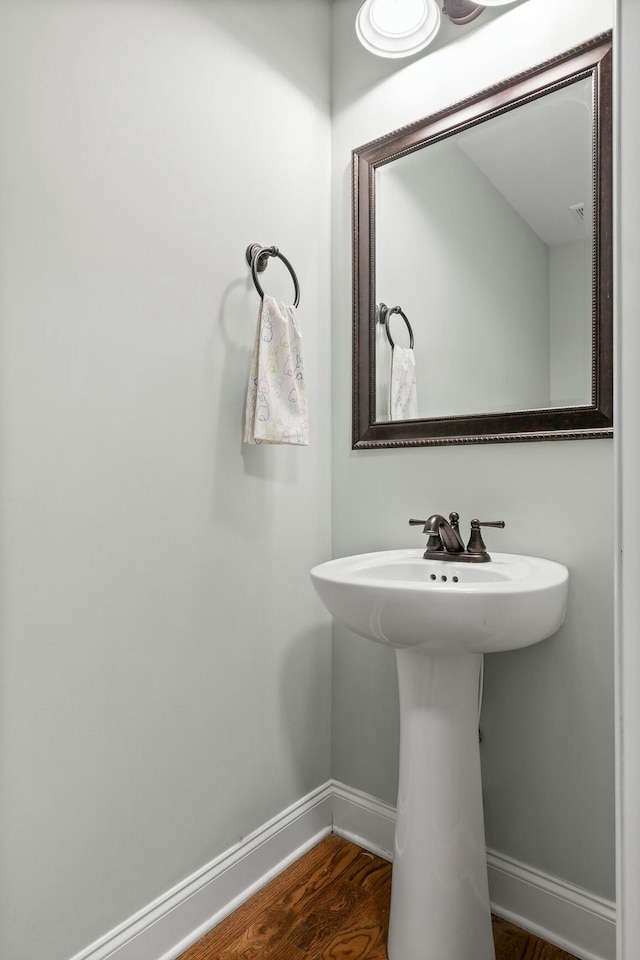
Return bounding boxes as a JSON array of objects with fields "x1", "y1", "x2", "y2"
[{"x1": 311, "y1": 548, "x2": 568, "y2": 653}]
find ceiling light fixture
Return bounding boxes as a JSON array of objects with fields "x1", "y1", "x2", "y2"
[
  {"x1": 355, "y1": 0, "x2": 441, "y2": 59},
  {"x1": 356, "y1": 0, "x2": 521, "y2": 59}
]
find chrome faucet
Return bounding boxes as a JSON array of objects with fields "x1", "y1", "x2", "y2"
[{"x1": 409, "y1": 512, "x2": 505, "y2": 563}]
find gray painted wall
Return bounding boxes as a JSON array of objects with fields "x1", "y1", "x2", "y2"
[
  {"x1": 331, "y1": 0, "x2": 615, "y2": 900},
  {"x1": 0, "y1": 3, "x2": 332, "y2": 959},
  {"x1": 0, "y1": 2, "x2": 618, "y2": 959}
]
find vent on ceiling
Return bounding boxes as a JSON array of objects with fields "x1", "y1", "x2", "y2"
[{"x1": 569, "y1": 202, "x2": 585, "y2": 223}]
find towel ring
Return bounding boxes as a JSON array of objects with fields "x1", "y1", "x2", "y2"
[
  {"x1": 378, "y1": 303, "x2": 414, "y2": 350},
  {"x1": 246, "y1": 243, "x2": 301, "y2": 308}
]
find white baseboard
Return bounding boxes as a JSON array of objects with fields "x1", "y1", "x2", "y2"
[
  {"x1": 71, "y1": 779, "x2": 616, "y2": 960},
  {"x1": 331, "y1": 780, "x2": 395, "y2": 861},
  {"x1": 487, "y1": 848, "x2": 616, "y2": 960},
  {"x1": 68, "y1": 783, "x2": 333, "y2": 960}
]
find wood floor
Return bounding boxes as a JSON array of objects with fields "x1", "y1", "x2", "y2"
[{"x1": 178, "y1": 834, "x2": 580, "y2": 960}]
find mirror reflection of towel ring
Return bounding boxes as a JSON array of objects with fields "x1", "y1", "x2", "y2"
[
  {"x1": 246, "y1": 243, "x2": 301, "y2": 308},
  {"x1": 378, "y1": 302, "x2": 415, "y2": 349}
]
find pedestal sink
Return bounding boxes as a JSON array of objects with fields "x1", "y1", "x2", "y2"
[{"x1": 310, "y1": 549, "x2": 568, "y2": 960}]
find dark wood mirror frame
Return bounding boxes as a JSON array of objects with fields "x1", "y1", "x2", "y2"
[{"x1": 352, "y1": 33, "x2": 612, "y2": 449}]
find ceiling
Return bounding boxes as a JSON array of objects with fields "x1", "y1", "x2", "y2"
[{"x1": 456, "y1": 77, "x2": 594, "y2": 246}]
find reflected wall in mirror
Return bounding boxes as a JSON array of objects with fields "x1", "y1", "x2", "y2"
[{"x1": 353, "y1": 33, "x2": 612, "y2": 448}]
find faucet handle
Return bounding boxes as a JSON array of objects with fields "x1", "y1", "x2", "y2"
[
  {"x1": 409, "y1": 518, "x2": 427, "y2": 526},
  {"x1": 467, "y1": 519, "x2": 505, "y2": 556}
]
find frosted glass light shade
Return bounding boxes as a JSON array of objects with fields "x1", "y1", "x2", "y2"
[{"x1": 356, "y1": 0, "x2": 441, "y2": 58}]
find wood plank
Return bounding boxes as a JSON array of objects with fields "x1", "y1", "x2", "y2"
[
  {"x1": 491, "y1": 915, "x2": 580, "y2": 960},
  {"x1": 316, "y1": 877, "x2": 392, "y2": 960},
  {"x1": 288, "y1": 878, "x2": 371, "y2": 953},
  {"x1": 179, "y1": 836, "x2": 582, "y2": 960},
  {"x1": 180, "y1": 836, "x2": 362, "y2": 959},
  {"x1": 336, "y1": 848, "x2": 392, "y2": 895}
]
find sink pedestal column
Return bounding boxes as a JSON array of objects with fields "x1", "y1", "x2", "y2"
[{"x1": 387, "y1": 646, "x2": 495, "y2": 960}]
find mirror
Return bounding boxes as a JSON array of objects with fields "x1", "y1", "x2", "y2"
[{"x1": 353, "y1": 33, "x2": 612, "y2": 448}]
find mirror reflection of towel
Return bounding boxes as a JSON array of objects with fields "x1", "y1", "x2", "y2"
[
  {"x1": 390, "y1": 346, "x2": 418, "y2": 420},
  {"x1": 244, "y1": 295, "x2": 309, "y2": 445}
]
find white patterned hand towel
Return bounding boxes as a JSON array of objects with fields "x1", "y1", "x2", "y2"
[
  {"x1": 244, "y1": 295, "x2": 309, "y2": 445},
  {"x1": 390, "y1": 346, "x2": 418, "y2": 420}
]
